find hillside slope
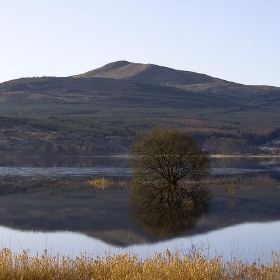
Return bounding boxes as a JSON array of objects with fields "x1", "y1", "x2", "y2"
[
  {"x1": 76, "y1": 61, "x2": 280, "y2": 99},
  {"x1": 0, "y1": 76, "x2": 238, "y2": 116},
  {"x1": 0, "y1": 61, "x2": 280, "y2": 154},
  {"x1": 76, "y1": 60, "x2": 218, "y2": 87}
]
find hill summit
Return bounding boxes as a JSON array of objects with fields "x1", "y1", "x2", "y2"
[{"x1": 75, "y1": 60, "x2": 219, "y2": 87}]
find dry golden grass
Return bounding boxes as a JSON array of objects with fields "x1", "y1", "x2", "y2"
[
  {"x1": 87, "y1": 178, "x2": 129, "y2": 189},
  {"x1": 0, "y1": 249, "x2": 279, "y2": 279},
  {"x1": 118, "y1": 179, "x2": 129, "y2": 188},
  {"x1": 87, "y1": 177, "x2": 113, "y2": 189}
]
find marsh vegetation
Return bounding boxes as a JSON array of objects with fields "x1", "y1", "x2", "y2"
[{"x1": 0, "y1": 249, "x2": 279, "y2": 280}]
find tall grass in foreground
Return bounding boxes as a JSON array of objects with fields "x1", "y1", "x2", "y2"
[{"x1": 0, "y1": 249, "x2": 279, "y2": 279}]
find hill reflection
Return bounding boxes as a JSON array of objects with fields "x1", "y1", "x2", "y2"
[
  {"x1": 0, "y1": 157, "x2": 279, "y2": 247},
  {"x1": 130, "y1": 181, "x2": 211, "y2": 238}
]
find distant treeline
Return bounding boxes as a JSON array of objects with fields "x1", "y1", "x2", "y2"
[{"x1": 0, "y1": 115, "x2": 279, "y2": 155}]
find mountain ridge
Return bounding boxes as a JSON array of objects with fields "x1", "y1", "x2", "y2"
[
  {"x1": 74, "y1": 60, "x2": 279, "y2": 97},
  {"x1": 1, "y1": 60, "x2": 278, "y2": 92},
  {"x1": 75, "y1": 60, "x2": 223, "y2": 86},
  {"x1": 0, "y1": 60, "x2": 280, "y2": 154}
]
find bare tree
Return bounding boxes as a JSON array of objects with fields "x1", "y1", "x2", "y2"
[{"x1": 130, "y1": 128, "x2": 210, "y2": 202}]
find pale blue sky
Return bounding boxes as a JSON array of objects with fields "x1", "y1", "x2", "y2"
[{"x1": 1, "y1": 0, "x2": 279, "y2": 86}]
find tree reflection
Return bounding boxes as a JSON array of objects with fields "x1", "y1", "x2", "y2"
[{"x1": 130, "y1": 178, "x2": 211, "y2": 239}]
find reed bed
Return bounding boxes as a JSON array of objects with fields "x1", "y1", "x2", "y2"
[
  {"x1": 87, "y1": 177, "x2": 113, "y2": 189},
  {"x1": 0, "y1": 249, "x2": 279, "y2": 279},
  {"x1": 87, "y1": 177, "x2": 129, "y2": 189}
]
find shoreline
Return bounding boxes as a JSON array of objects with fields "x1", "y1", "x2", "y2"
[{"x1": 211, "y1": 154, "x2": 280, "y2": 158}]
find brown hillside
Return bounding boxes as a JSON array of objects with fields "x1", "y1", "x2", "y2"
[
  {"x1": 75, "y1": 61, "x2": 280, "y2": 98},
  {"x1": 75, "y1": 60, "x2": 218, "y2": 87}
]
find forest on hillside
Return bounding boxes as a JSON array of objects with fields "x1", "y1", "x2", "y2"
[{"x1": 0, "y1": 115, "x2": 279, "y2": 155}]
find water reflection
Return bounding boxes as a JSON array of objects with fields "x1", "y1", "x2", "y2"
[
  {"x1": 130, "y1": 178, "x2": 211, "y2": 239},
  {"x1": 0, "y1": 156, "x2": 279, "y2": 262},
  {"x1": 0, "y1": 167, "x2": 279, "y2": 244},
  {"x1": 1, "y1": 221, "x2": 280, "y2": 264}
]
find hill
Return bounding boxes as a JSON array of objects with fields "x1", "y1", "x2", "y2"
[
  {"x1": 0, "y1": 61, "x2": 280, "y2": 154},
  {"x1": 77, "y1": 61, "x2": 280, "y2": 100},
  {"x1": 76, "y1": 60, "x2": 218, "y2": 86}
]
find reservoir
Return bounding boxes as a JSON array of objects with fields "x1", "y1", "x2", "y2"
[{"x1": 0, "y1": 154, "x2": 279, "y2": 264}]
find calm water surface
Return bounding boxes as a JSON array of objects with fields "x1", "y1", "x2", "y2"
[
  {"x1": 1, "y1": 221, "x2": 280, "y2": 264},
  {"x1": 0, "y1": 154, "x2": 279, "y2": 263}
]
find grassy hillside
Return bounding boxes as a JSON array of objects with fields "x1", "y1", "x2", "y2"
[
  {"x1": 0, "y1": 61, "x2": 280, "y2": 154},
  {"x1": 77, "y1": 61, "x2": 280, "y2": 100},
  {"x1": 77, "y1": 60, "x2": 217, "y2": 86}
]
